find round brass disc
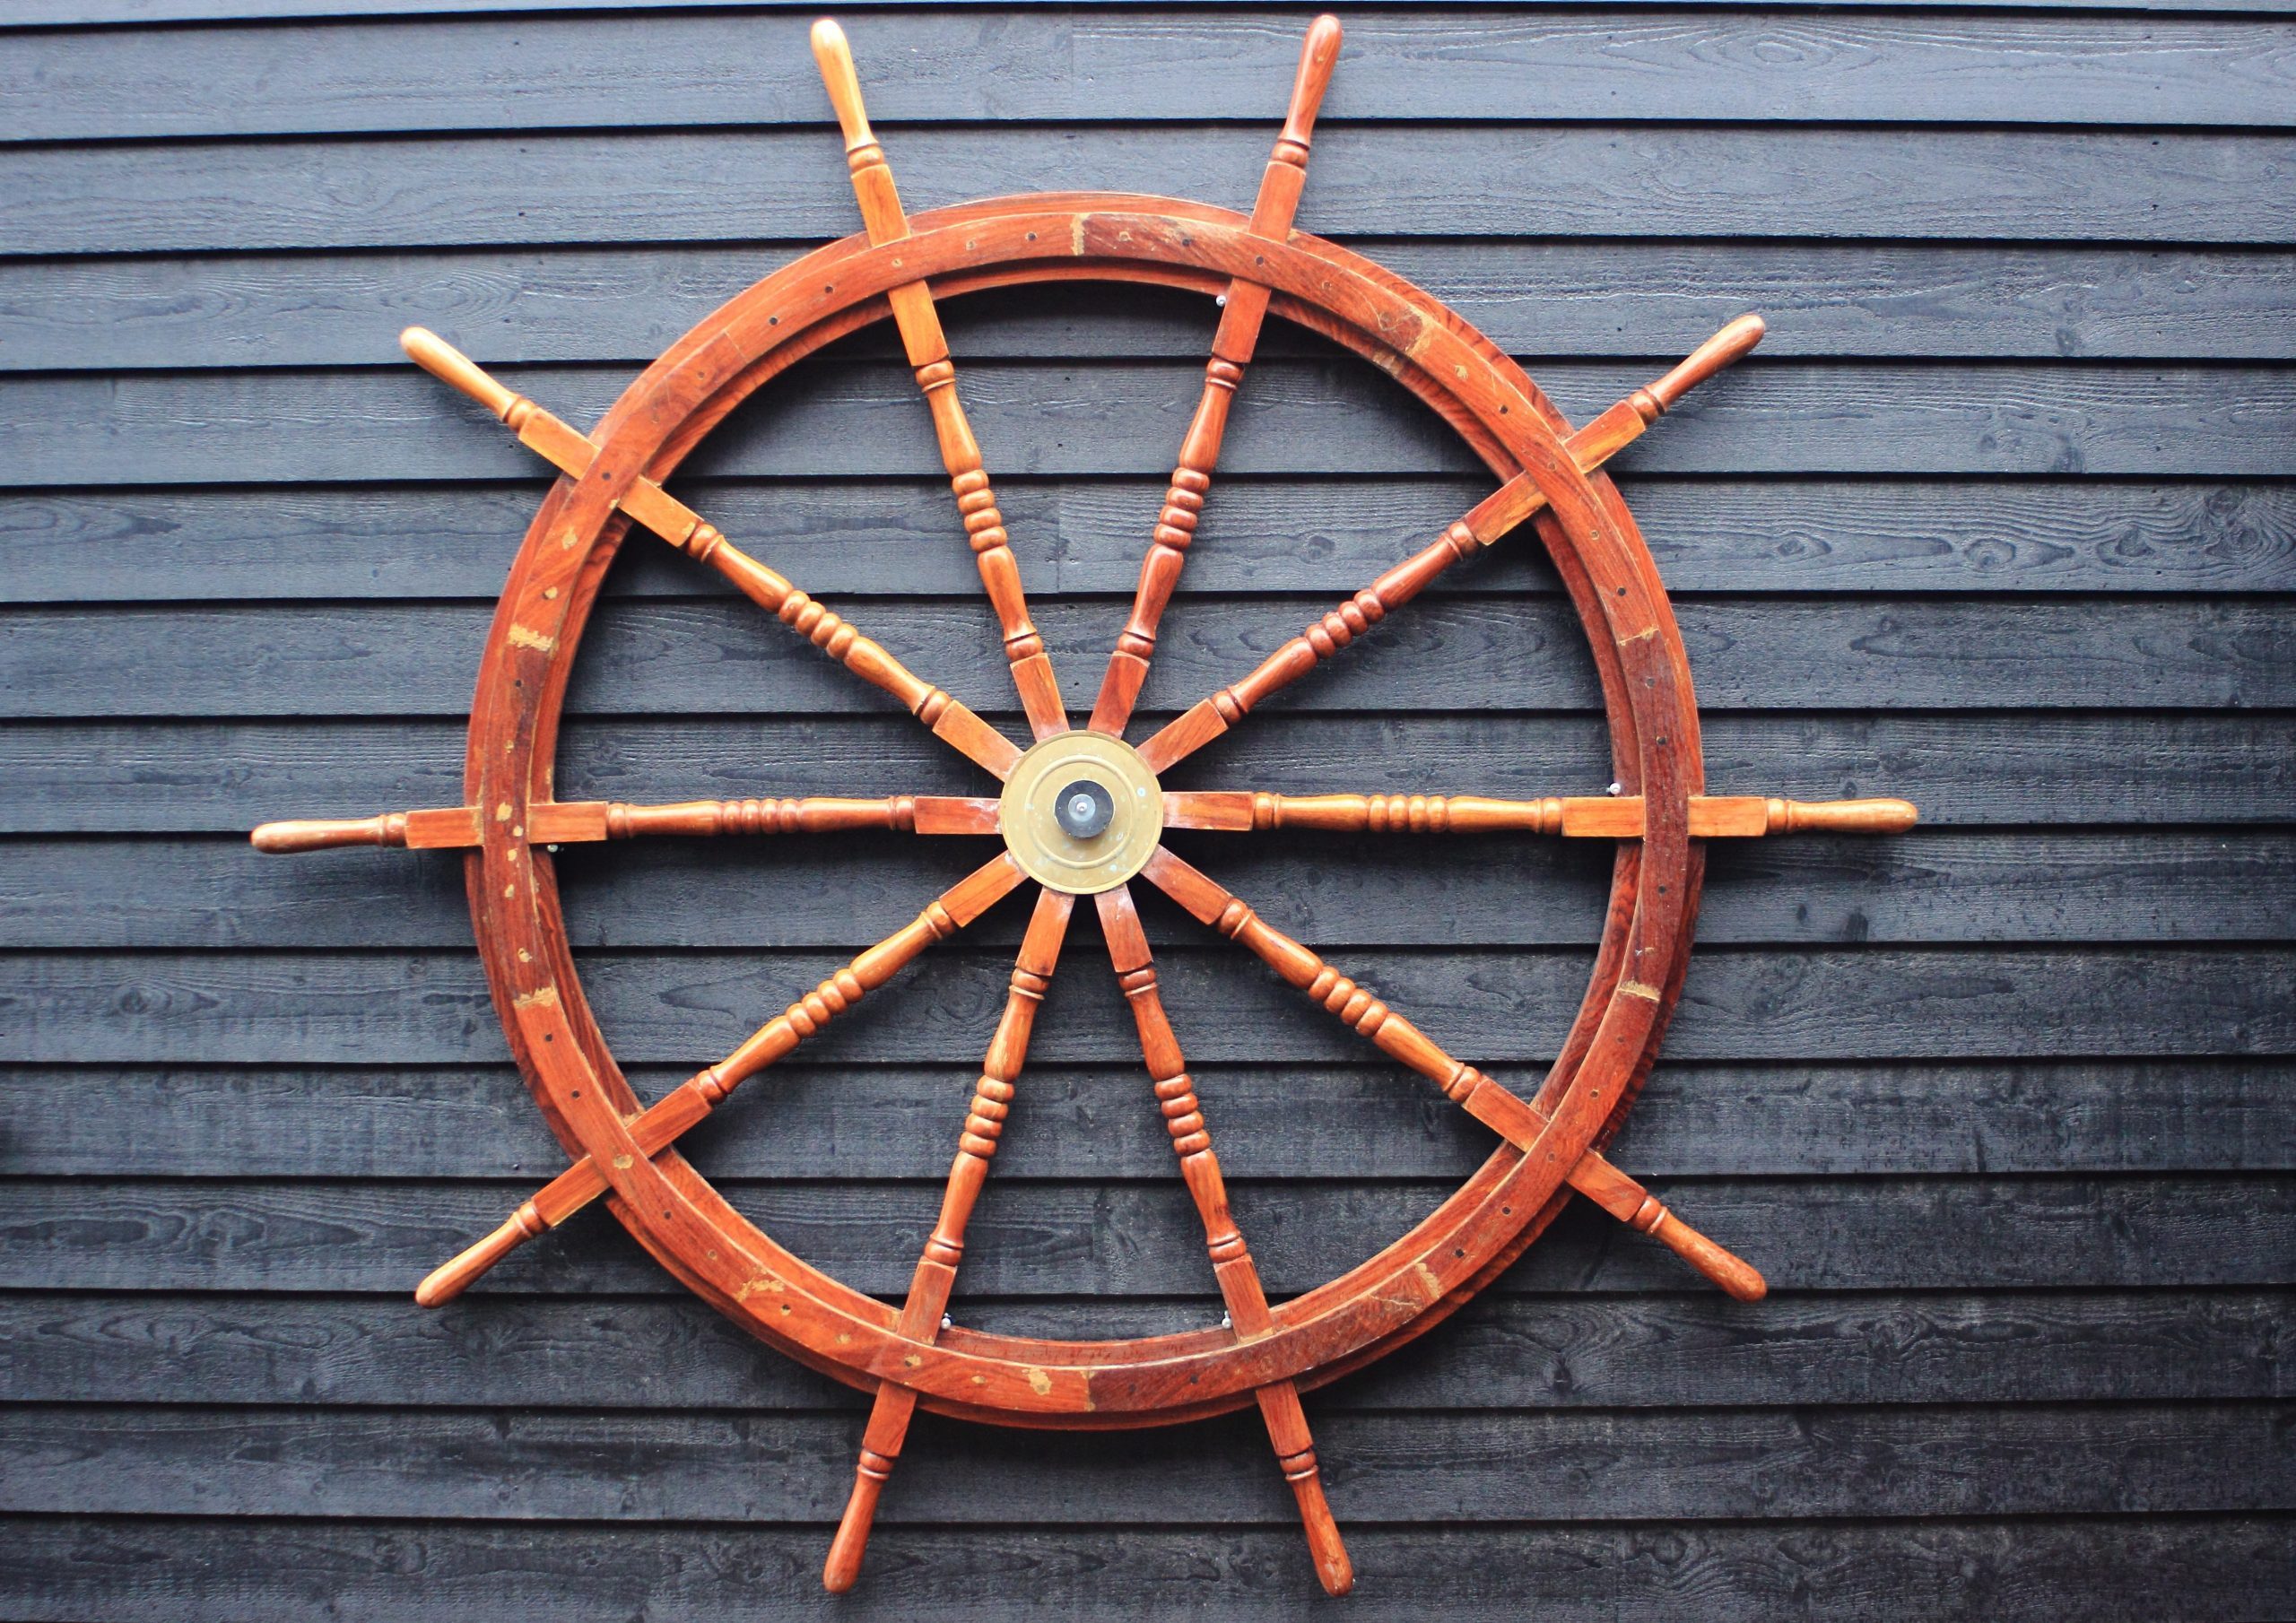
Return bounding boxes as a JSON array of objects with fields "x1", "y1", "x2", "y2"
[{"x1": 998, "y1": 732, "x2": 1164, "y2": 894}]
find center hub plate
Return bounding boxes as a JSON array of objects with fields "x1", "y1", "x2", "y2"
[{"x1": 998, "y1": 732, "x2": 1164, "y2": 894}]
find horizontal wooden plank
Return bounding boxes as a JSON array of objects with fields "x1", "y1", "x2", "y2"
[
  {"x1": 8, "y1": 477, "x2": 2291, "y2": 604},
  {"x1": 7, "y1": 1057, "x2": 2284, "y2": 1179},
  {"x1": 13, "y1": 12, "x2": 2296, "y2": 141},
  {"x1": 8, "y1": 831, "x2": 2287, "y2": 948},
  {"x1": 4, "y1": 1288, "x2": 2282, "y2": 1410},
  {"x1": 6, "y1": 595, "x2": 2283, "y2": 717},
  {"x1": 4, "y1": 713, "x2": 2284, "y2": 833},
  {"x1": 4, "y1": 945, "x2": 2285, "y2": 1064},
  {"x1": 12, "y1": 360, "x2": 2296, "y2": 487},
  {"x1": 19, "y1": 0, "x2": 2296, "y2": 20},
  {"x1": 10, "y1": 245, "x2": 2296, "y2": 374},
  {"x1": 2, "y1": 1174, "x2": 2283, "y2": 1297},
  {"x1": 3, "y1": 1515, "x2": 2289, "y2": 1623},
  {"x1": 10, "y1": 126, "x2": 2292, "y2": 256},
  {"x1": 4, "y1": 1402, "x2": 2287, "y2": 1523}
]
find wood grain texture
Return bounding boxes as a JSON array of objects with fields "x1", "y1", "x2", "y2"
[
  {"x1": 4, "y1": 1288, "x2": 2284, "y2": 1409},
  {"x1": 12, "y1": 247, "x2": 2295, "y2": 371},
  {"x1": 4, "y1": 946, "x2": 2284, "y2": 1063},
  {"x1": 4, "y1": 1402, "x2": 2288, "y2": 1522},
  {"x1": 8, "y1": 1058, "x2": 2287, "y2": 1178},
  {"x1": 20, "y1": 477, "x2": 2292, "y2": 602},
  {"x1": 5, "y1": 596, "x2": 2285, "y2": 716},
  {"x1": 4, "y1": 712, "x2": 2287, "y2": 832},
  {"x1": 4, "y1": 1175, "x2": 2286, "y2": 1296},
  {"x1": 20, "y1": 0, "x2": 2296, "y2": 19},
  {"x1": 11, "y1": 360, "x2": 2296, "y2": 484},
  {"x1": 13, "y1": 11, "x2": 2296, "y2": 140},
  {"x1": 13, "y1": 829, "x2": 2291, "y2": 947},
  {"x1": 4, "y1": 1516, "x2": 2291, "y2": 1623},
  {"x1": 9, "y1": 127, "x2": 2293, "y2": 256},
  {"x1": 4, "y1": 4, "x2": 2291, "y2": 1612}
]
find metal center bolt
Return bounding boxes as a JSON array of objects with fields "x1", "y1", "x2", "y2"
[{"x1": 1055, "y1": 778, "x2": 1116, "y2": 840}]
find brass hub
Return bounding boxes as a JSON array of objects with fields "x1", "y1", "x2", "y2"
[{"x1": 998, "y1": 732, "x2": 1164, "y2": 894}]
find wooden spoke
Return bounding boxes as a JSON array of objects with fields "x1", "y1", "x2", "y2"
[
  {"x1": 1161, "y1": 791, "x2": 1918, "y2": 838},
  {"x1": 413, "y1": 853, "x2": 1027, "y2": 1307},
  {"x1": 1136, "y1": 315, "x2": 1768, "y2": 775},
  {"x1": 252, "y1": 795, "x2": 1003, "y2": 853},
  {"x1": 1087, "y1": 14, "x2": 1344, "y2": 737},
  {"x1": 812, "y1": 21, "x2": 1068, "y2": 742},
  {"x1": 400, "y1": 328, "x2": 1023, "y2": 781},
  {"x1": 1141, "y1": 846, "x2": 1765, "y2": 1302},
  {"x1": 822, "y1": 885, "x2": 1074, "y2": 1593},
  {"x1": 1093, "y1": 881, "x2": 1354, "y2": 1596}
]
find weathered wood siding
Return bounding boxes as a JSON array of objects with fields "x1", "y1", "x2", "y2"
[{"x1": 2, "y1": 2, "x2": 2291, "y2": 1618}]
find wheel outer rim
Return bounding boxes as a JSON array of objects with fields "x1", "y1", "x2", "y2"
[{"x1": 460, "y1": 194, "x2": 1704, "y2": 1426}]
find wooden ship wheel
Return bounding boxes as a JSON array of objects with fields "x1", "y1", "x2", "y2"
[{"x1": 250, "y1": 15, "x2": 1919, "y2": 1598}]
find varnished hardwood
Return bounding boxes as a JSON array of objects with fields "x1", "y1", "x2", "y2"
[
  {"x1": 1088, "y1": 14, "x2": 1343, "y2": 735},
  {"x1": 235, "y1": 13, "x2": 1929, "y2": 1599},
  {"x1": 823, "y1": 884, "x2": 1074, "y2": 1592},
  {"x1": 254, "y1": 795, "x2": 1001, "y2": 851},
  {"x1": 413, "y1": 852, "x2": 1025, "y2": 1306},
  {"x1": 1160, "y1": 791, "x2": 1918, "y2": 838},
  {"x1": 1097, "y1": 881, "x2": 1353, "y2": 1595},
  {"x1": 812, "y1": 20, "x2": 1067, "y2": 742},
  {"x1": 398, "y1": 327, "x2": 1023, "y2": 781},
  {"x1": 1137, "y1": 315, "x2": 1766, "y2": 775},
  {"x1": 1142, "y1": 846, "x2": 1766, "y2": 1301}
]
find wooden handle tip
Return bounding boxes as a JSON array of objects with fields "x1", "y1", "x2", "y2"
[
  {"x1": 249, "y1": 814, "x2": 398, "y2": 854},
  {"x1": 822, "y1": 1472, "x2": 883, "y2": 1593},
  {"x1": 413, "y1": 1208, "x2": 537, "y2": 1307},
  {"x1": 809, "y1": 16, "x2": 847, "y2": 56},
  {"x1": 1647, "y1": 311, "x2": 1767, "y2": 412},
  {"x1": 1288, "y1": 1470, "x2": 1354, "y2": 1596},
  {"x1": 1653, "y1": 1211, "x2": 1768, "y2": 1302},
  {"x1": 399, "y1": 326, "x2": 517, "y2": 418},
  {"x1": 1280, "y1": 14, "x2": 1344, "y2": 143},
  {"x1": 248, "y1": 822, "x2": 298, "y2": 854}
]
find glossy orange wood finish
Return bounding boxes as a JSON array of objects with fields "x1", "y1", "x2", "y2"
[
  {"x1": 241, "y1": 16, "x2": 1925, "y2": 1595},
  {"x1": 823, "y1": 883, "x2": 1075, "y2": 1590},
  {"x1": 1136, "y1": 314, "x2": 1766, "y2": 776},
  {"x1": 253, "y1": 795, "x2": 1002, "y2": 852},
  {"x1": 1088, "y1": 14, "x2": 1344, "y2": 735},
  {"x1": 1159, "y1": 791, "x2": 1918, "y2": 838},
  {"x1": 413, "y1": 853, "x2": 1025, "y2": 1306},
  {"x1": 1143, "y1": 845, "x2": 1765, "y2": 1302},
  {"x1": 813, "y1": 20, "x2": 1067, "y2": 742},
  {"x1": 1097, "y1": 881, "x2": 1352, "y2": 1595},
  {"x1": 399, "y1": 327, "x2": 1023, "y2": 780}
]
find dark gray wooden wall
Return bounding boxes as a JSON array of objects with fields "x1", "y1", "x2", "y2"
[{"x1": 2, "y1": 1, "x2": 2292, "y2": 1618}]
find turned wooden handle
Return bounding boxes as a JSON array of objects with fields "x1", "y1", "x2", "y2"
[
  {"x1": 1281, "y1": 15, "x2": 1345, "y2": 149},
  {"x1": 1770, "y1": 795, "x2": 1918, "y2": 834},
  {"x1": 1287, "y1": 1454, "x2": 1354, "y2": 1596},
  {"x1": 1638, "y1": 1199, "x2": 1768, "y2": 1302},
  {"x1": 414, "y1": 1202, "x2": 544, "y2": 1307},
  {"x1": 1647, "y1": 312, "x2": 1765, "y2": 413},
  {"x1": 810, "y1": 18, "x2": 874, "y2": 152},
  {"x1": 400, "y1": 326, "x2": 520, "y2": 421},
  {"x1": 250, "y1": 815, "x2": 404, "y2": 853},
  {"x1": 822, "y1": 1459, "x2": 889, "y2": 1592}
]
